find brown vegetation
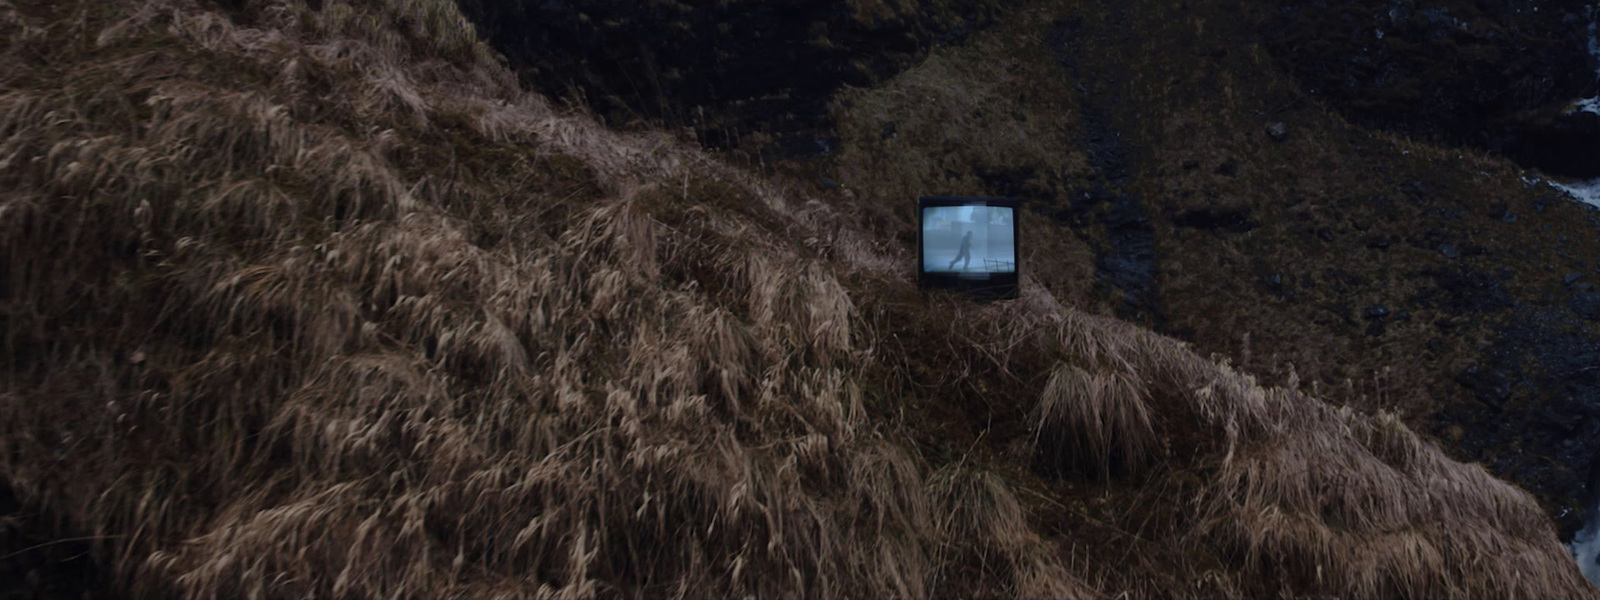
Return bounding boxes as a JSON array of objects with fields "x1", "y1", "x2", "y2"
[{"x1": 0, "y1": 0, "x2": 1594, "y2": 598}]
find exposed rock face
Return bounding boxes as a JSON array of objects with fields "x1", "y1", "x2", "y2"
[
  {"x1": 1435, "y1": 306, "x2": 1600, "y2": 538},
  {"x1": 1409, "y1": 198, "x2": 1600, "y2": 540},
  {"x1": 454, "y1": 0, "x2": 1004, "y2": 157},
  {"x1": 1265, "y1": 0, "x2": 1600, "y2": 177}
]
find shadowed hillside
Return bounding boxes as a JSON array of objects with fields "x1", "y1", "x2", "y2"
[
  {"x1": 457, "y1": 0, "x2": 1600, "y2": 545},
  {"x1": 814, "y1": 0, "x2": 1600, "y2": 542},
  {"x1": 1, "y1": 0, "x2": 1597, "y2": 598}
]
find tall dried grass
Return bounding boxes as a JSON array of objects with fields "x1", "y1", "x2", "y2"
[
  {"x1": 0, "y1": 0, "x2": 1593, "y2": 599},
  {"x1": 1015, "y1": 299, "x2": 1593, "y2": 597},
  {"x1": 0, "y1": 0, "x2": 1084, "y2": 598}
]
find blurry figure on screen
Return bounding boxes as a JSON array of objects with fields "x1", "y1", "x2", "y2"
[{"x1": 948, "y1": 230, "x2": 973, "y2": 271}]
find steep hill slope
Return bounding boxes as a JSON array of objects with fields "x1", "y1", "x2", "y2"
[
  {"x1": 818, "y1": 0, "x2": 1600, "y2": 541},
  {"x1": 459, "y1": 0, "x2": 1600, "y2": 540},
  {"x1": 1, "y1": 0, "x2": 1596, "y2": 598}
]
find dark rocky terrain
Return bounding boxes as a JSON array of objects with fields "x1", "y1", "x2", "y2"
[{"x1": 1266, "y1": 0, "x2": 1600, "y2": 178}]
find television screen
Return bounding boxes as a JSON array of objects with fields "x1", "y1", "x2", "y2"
[
  {"x1": 917, "y1": 197, "x2": 1020, "y2": 299},
  {"x1": 921, "y1": 205, "x2": 1017, "y2": 277}
]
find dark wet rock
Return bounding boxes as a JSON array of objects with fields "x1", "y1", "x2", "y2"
[
  {"x1": 1570, "y1": 292, "x2": 1600, "y2": 321},
  {"x1": 1266, "y1": 121, "x2": 1288, "y2": 141},
  {"x1": 1566, "y1": 273, "x2": 1584, "y2": 288},
  {"x1": 1260, "y1": 271, "x2": 1296, "y2": 300},
  {"x1": 1434, "y1": 307, "x2": 1600, "y2": 541},
  {"x1": 1403, "y1": 180, "x2": 1428, "y2": 200},
  {"x1": 1456, "y1": 365, "x2": 1513, "y2": 410},
  {"x1": 1264, "y1": 0, "x2": 1596, "y2": 177},
  {"x1": 1438, "y1": 242, "x2": 1460, "y2": 258},
  {"x1": 1490, "y1": 202, "x2": 1522, "y2": 224},
  {"x1": 1364, "y1": 304, "x2": 1391, "y2": 319},
  {"x1": 820, "y1": 176, "x2": 840, "y2": 189},
  {"x1": 1416, "y1": 267, "x2": 1514, "y2": 313}
]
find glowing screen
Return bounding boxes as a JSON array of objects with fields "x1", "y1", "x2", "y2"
[{"x1": 921, "y1": 205, "x2": 1016, "y2": 277}]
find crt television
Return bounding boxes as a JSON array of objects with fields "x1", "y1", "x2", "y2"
[{"x1": 917, "y1": 196, "x2": 1020, "y2": 299}]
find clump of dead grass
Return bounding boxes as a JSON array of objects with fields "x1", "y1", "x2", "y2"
[
  {"x1": 977, "y1": 280, "x2": 1594, "y2": 597},
  {"x1": 928, "y1": 465, "x2": 1093, "y2": 599},
  {"x1": 1031, "y1": 362, "x2": 1154, "y2": 479}
]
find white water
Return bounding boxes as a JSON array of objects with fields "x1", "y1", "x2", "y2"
[
  {"x1": 1577, "y1": 5, "x2": 1600, "y2": 116},
  {"x1": 1549, "y1": 178, "x2": 1600, "y2": 210},
  {"x1": 1563, "y1": 6, "x2": 1600, "y2": 588},
  {"x1": 1574, "y1": 96, "x2": 1600, "y2": 115},
  {"x1": 1577, "y1": 519, "x2": 1600, "y2": 583},
  {"x1": 1550, "y1": 5, "x2": 1600, "y2": 211}
]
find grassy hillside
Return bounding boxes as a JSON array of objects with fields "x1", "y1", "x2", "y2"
[{"x1": 1, "y1": 0, "x2": 1596, "y2": 598}]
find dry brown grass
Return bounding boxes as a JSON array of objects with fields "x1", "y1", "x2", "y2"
[
  {"x1": 973, "y1": 284, "x2": 1593, "y2": 598},
  {"x1": 0, "y1": 0, "x2": 1593, "y2": 599},
  {"x1": 1, "y1": 0, "x2": 1081, "y2": 597},
  {"x1": 1031, "y1": 361, "x2": 1154, "y2": 479}
]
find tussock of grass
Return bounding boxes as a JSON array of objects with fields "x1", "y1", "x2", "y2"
[
  {"x1": 0, "y1": 0, "x2": 1593, "y2": 599},
  {"x1": 1031, "y1": 362, "x2": 1154, "y2": 479}
]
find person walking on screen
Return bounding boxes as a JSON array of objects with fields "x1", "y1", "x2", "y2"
[{"x1": 948, "y1": 230, "x2": 974, "y2": 271}]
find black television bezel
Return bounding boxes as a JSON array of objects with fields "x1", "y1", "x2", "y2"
[{"x1": 916, "y1": 196, "x2": 1021, "y2": 300}]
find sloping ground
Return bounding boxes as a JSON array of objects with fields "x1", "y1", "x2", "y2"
[
  {"x1": 819, "y1": 0, "x2": 1600, "y2": 539},
  {"x1": 0, "y1": 0, "x2": 1594, "y2": 598},
  {"x1": 451, "y1": 0, "x2": 1013, "y2": 157}
]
